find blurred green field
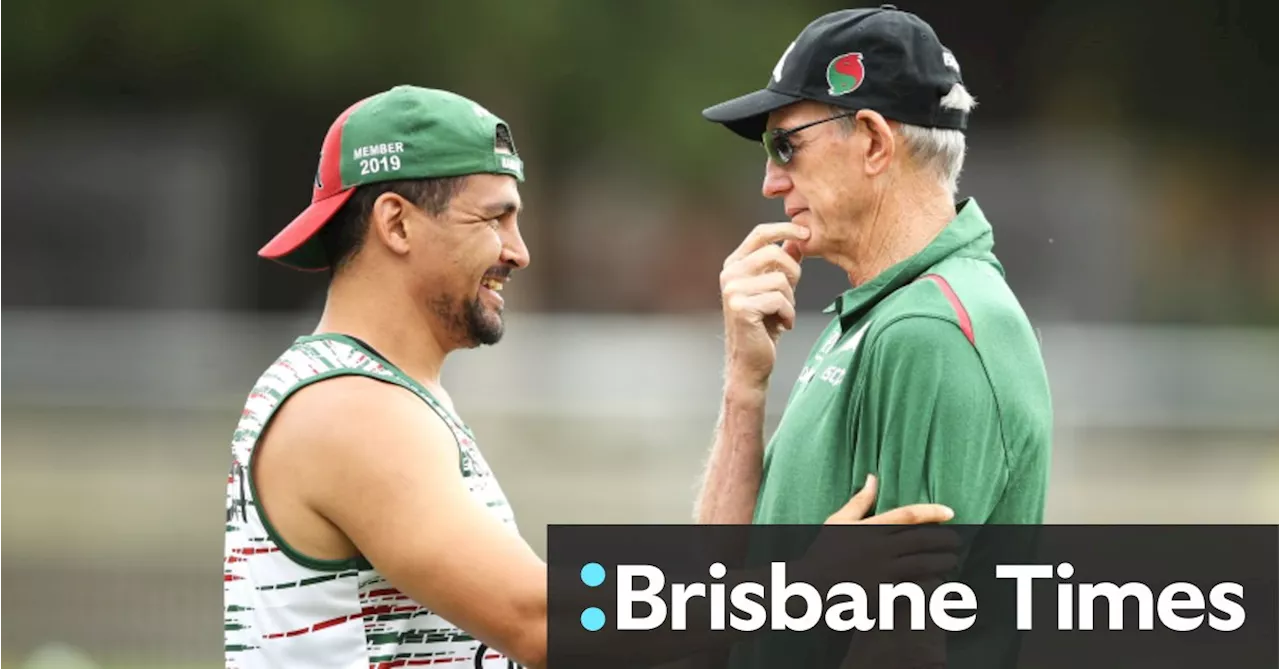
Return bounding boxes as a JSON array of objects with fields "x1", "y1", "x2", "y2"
[
  {"x1": 4, "y1": 641, "x2": 212, "y2": 669},
  {"x1": 4, "y1": 403, "x2": 1276, "y2": 667},
  {"x1": 4, "y1": 663, "x2": 220, "y2": 669},
  {"x1": 4, "y1": 314, "x2": 1276, "y2": 667},
  {"x1": 6, "y1": 663, "x2": 219, "y2": 669}
]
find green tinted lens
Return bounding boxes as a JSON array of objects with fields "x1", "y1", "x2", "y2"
[{"x1": 763, "y1": 131, "x2": 791, "y2": 165}]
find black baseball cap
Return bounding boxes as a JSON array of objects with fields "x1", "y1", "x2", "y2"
[{"x1": 702, "y1": 5, "x2": 968, "y2": 140}]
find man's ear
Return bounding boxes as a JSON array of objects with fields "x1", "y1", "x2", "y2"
[
  {"x1": 857, "y1": 109, "x2": 896, "y2": 177},
  {"x1": 368, "y1": 192, "x2": 412, "y2": 258}
]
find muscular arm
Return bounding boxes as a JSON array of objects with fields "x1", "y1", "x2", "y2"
[{"x1": 283, "y1": 377, "x2": 549, "y2": 668}]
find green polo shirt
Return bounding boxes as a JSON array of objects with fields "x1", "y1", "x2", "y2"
[
  {"x1": 755, "y1": 198, "x2": 1053, "y2": 525},
  {"x1": 728, "y1": 199, "x2": 1052, "y2": 669}
]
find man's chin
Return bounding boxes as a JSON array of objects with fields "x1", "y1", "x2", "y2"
[
  {"x1": 460, "y1": 299, "x2": 505, "y2": 346},
  {"x1": 470, "y1": 317, "x2": 505, "y2": 347},
  {"x1": 472, "y1": 331, "x2": 504, "y2": 347}
]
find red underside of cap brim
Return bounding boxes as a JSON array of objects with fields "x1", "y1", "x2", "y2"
[{"x1": 257, "y1": 189, "x2": 356, "y2": 271}]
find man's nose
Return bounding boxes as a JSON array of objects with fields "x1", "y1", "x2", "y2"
[
  {"x1": 762, "y1": 159, "x2": 792, "y2": 199},
  {"x1": 500, "y1": 225, "x2": 530, "y2": 269}
]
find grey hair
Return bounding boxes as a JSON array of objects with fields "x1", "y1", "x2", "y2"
[{"x1": 832, "y1": 83, "x2": 977, "y2": 198}]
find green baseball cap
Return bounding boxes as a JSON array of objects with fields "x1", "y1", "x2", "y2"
[{"x1": 259, "y1": 85, "x2": 525, "y2": 271}]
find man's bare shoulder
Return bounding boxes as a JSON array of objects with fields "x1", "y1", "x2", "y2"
[{"x1": 263, "y1": 374, "x2": 459, "y2": 484}]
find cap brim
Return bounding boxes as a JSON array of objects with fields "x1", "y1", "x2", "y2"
[
  {"x1": 702, "y1": 88, "x2": 804, "y2": 141},
  {"x1": 258, "y1": 189, "x2": 355, "y2": 271}
]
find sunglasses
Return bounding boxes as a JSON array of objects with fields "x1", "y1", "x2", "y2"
[{"x1": 762, "y1": 111, "x2": 858, "y2": 166}]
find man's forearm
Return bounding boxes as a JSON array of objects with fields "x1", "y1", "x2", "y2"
[{"x1": 695, "y1": 377, "x2": 768, "y2": 524}]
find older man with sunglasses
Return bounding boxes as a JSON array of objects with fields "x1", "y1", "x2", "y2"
[{"x1": 695, "y1": 9, "x2": 1053, "y2": 664}]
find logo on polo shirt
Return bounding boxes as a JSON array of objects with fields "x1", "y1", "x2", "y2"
[
  {"x1": 799, "y1": 322, "x2": 872, "y2": 390},
  {"x1": 835, "y1": 322, "x2": 871, "y2": 354}
]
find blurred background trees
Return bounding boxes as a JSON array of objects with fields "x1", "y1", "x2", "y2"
[{"x1": 4, "y1": 0, "x2": 1276, "y2": 322}]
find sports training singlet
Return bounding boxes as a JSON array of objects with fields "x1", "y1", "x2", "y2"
[{"x1": 224, "y1": 333, "x2": 519, "y2": 668}]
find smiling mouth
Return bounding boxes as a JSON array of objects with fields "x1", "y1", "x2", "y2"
[{"x1": 480, "y1": 277, "x2": 504, "y2": 292}]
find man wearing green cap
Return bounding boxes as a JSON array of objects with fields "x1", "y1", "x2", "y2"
[
  {"x1": 696, "y1": 7, "x2": 1054, "y2": 666},
  {"x1": 223, "y1": 85, "x2": 543, "y2": 669},
  {"x1": 223, "y1": 84, "x2": 958, "y2": 669}
]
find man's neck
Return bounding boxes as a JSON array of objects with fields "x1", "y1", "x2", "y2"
[
  {"x1": 313, "y1": 269, "x2": 450, "y2": 388},
  {"x1": 836, "y1": 185, "x2": 956, "y2": 287}
]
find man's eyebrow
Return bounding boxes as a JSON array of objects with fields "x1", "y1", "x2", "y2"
[{"x1": 482, "y1": 200, "x2": 521, "y2": 217}]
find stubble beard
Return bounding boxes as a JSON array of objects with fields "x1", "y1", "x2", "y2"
[{"x1": 431, "y1": 293, "x2": 504, "y2": 348}]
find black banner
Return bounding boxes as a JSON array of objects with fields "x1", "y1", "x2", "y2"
[{"x1": 547, "y1": 525, "x2": 1278, "y2": 668}]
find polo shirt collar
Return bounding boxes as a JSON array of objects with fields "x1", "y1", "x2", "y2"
[{"x1": 822, "y1": 198, "x2": 998, "y2": 328}]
